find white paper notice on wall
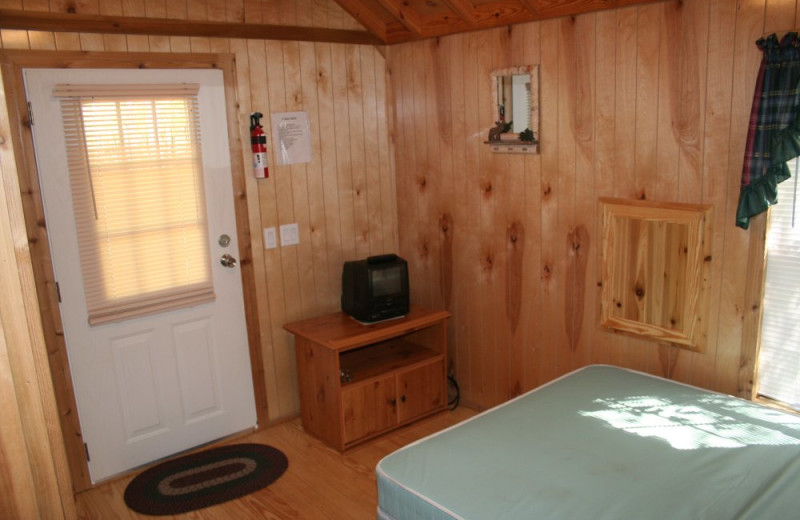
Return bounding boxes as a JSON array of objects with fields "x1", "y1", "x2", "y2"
[{"x1": 271, "y1": 111, "x2": 312, "y2": 165}]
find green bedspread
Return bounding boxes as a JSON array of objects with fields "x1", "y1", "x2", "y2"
[{"x1": 376, "y1": 365, "x2": 800, "y2": 520}]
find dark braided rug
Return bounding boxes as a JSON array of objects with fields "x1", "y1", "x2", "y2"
[{"x1": 124, "y1": 443, "x2": 288, "y2": 515}]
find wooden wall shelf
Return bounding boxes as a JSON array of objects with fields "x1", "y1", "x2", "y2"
[{"x1": 485, "y1": 141, "x2": 539, "y2": 154}]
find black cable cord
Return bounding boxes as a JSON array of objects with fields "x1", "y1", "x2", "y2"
[{"x1": 447, "y1": 375, "x2": 460, "y2": 410}]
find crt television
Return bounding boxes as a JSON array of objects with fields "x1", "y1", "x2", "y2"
[{"x1": 341, "y1": 254, "x2": 409, "y2": 323}]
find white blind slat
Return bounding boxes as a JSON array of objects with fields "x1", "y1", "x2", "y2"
[
  {"x1": 758, "y1": 162, "x2": 800, "y2": 408},
  {"x1": 57, "y1": 83, "x2": 213, "y2": 324}
]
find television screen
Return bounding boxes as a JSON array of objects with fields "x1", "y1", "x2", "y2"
[{"x1": 370, "y1": 267, "x2": 403, "y2": 297}]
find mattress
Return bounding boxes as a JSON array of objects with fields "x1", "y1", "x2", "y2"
[{"x1": 376, "y1": 365, "x2": 800, "y2": 520}]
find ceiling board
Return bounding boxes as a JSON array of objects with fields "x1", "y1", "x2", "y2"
[{"x1": 0, "y1": 0, "x2": 669, "y2": 46}]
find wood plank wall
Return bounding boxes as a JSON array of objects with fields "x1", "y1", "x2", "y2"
[
  {"x1": 0, "y1": 0, "x2": 397, "y2": 429},
  {"x1": 1, "y1": 0, "x2": 796, "y2": 511},
  {"x1": 387, "y1": 0, "x2": 794, "y2": 410}
]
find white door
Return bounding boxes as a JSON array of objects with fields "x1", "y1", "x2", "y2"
[{"x1": 24, "y1": 68, "x2": 257, "y2": 483}]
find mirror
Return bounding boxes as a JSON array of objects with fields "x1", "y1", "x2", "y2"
[{"x1": 488, "y1": 65, "x2": 539, "y2": 153}]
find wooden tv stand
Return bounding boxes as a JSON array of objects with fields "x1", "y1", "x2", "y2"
[{"x1": 284, "y1": 305, "x2": 450, "y2": 450}]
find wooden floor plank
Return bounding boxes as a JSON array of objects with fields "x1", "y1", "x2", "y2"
[{"x1": 74, "y1": 407, "x2": 475, "y2": 520}]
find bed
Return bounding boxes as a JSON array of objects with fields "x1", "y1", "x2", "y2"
[{"x1": 376, "y1": 365, "x2": 800, "y2": 520}]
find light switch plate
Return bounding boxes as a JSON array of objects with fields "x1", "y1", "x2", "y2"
[
  {"x1": 263, "y1": 227, "x2": 277, "y2": 249},
  {"x1": 280, "y1": 223, "x2": 299, "y2": 246}
]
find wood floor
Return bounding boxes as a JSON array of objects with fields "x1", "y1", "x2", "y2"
[{"x1": 74, "y1": 407, "x2": 475, "y2": 519}]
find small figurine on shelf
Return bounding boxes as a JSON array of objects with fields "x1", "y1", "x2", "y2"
[
  {"x1": 519, "y1": 128, "x2": 536, "y2": 143},
  {"x1": 488, "y1": 120, "x2": 513, "y2": 142}
]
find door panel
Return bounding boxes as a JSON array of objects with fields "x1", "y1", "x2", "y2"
[
  {"x1": 111, "y1": 331, "x2": 168, "y2": 440},
  {"x1": 24, "y1": 68, "x2": 257, "y2": 483},
  {"x1": 173, "y1": 317, "x2": 223, "y2": 422}
]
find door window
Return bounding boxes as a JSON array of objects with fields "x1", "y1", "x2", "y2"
[{"x1": 55, "y1": 84, "x2": 213, "y2": 325}]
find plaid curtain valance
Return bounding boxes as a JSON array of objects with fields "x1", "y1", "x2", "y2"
[{"x1": 737, "y1": 32, "x2": 800, "y2": 229}]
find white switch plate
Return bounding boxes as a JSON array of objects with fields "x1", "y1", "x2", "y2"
[
  {"x1": 263, "y1": 227, "x2": 277, "y2": 249},
  {"x1": 280, "y1": 223, "x2": 299, "y2": 246}
]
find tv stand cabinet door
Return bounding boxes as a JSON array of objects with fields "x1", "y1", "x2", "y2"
[
  {"x1": 341, "y1": 376, "x2": 396, "y2": 445},
  {"x1": 396, "y1": 359, "x2": 446, "y2": 424}
]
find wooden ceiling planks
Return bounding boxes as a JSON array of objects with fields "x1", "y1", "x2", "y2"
[{"x1": 1, "y1": 0, "x2": 670, "y2": 45}]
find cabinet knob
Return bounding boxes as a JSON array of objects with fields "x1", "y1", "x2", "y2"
[
  {"x1": 390, "y1": 398, "x2": 397, "y2": 406},
  {"x1": 400, "y1": 395, "x2": 406, "y2": 403}
]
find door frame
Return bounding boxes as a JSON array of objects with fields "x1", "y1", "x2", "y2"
[{"x1": 0, "y1": 49, "x2": 268, "y2": 493}]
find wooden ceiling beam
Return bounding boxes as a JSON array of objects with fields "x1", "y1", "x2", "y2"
[
  {"x1": 330, "y1": 0, "x2": 391, "y2": 43},
  {"x1": 375, "y1": 0, "x2": 425, "y2": 36},
  {"x1": 0, "y1": 8, "x2": 384, "y2": 46},
  {"x1": 517, "y1": 0, "x2": 539, "y2": 18}
]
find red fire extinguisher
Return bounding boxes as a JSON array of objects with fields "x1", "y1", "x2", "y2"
[{"x1": 250, "y1": 112, "x2": 268, "y2": 179}]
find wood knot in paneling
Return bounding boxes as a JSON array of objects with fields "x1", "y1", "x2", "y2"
[
  {"x1": 481, "y1": 253, "x2": 493, "y2": 273},
  {"x1": 481, "y1": 179, "x2": 492, "y2": 197},
  {"x1": 565, "y1": 225, "x2": 590, "y2": 352},
  {"x1": 417, "y1": 239, "x2": 429, "y2": 259},
  {"x1": 439, "y1": 212, "x2": 454, "y2": 308},
  {"x1": 317, "y1": 70, "x2": 330, "y2": 90},
  {"x1": 439, "y1": 213, "x2": 452, "y2": 234},
  {"x1": 506, "y1": 221, "x2": 525, "y2": 332},
  {"x1": 347, "y1": 63, "x2": 360, "y2": 94},
  {"x1": 507, "y1": 221, "x2": 522, "y2": 247}
]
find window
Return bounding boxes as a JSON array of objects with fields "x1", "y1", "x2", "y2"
[
  {"x1": 757, "y1": 161, "x2": 800, "y2": 409},
  {"x1": 56, "y1": 83, "x2": 213, "y2": 325}
]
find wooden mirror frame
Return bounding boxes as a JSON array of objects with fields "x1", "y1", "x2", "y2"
[
  {"x1": 486, "y1": 65, "x2": 539, "y2": 154},
  {"x1": 599, "y1": 198, "x2": 713, "y2": 351}
]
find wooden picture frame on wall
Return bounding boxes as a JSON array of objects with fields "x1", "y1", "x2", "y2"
[{"x1": 599, "y1": 198, "x2": 713, "y2": 352}]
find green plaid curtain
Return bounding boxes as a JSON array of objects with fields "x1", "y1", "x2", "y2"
[{"x1": 737, "y1": 33, "x2": 800, "y2": 229}]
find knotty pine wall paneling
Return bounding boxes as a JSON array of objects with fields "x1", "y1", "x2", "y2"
[
  {"x1": 0, "y1": 0, "x2": 397, "y2": 429},
  {"x1": 387, "y1": 0, "x2": 783, "y2": 411}
]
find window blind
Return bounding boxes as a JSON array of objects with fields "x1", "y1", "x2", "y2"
[
  {"x1": 757, "y1": 161, "x2": 800, "y2": 409},
  {"x1": 55, "y1": 83, "x2": 214, "y2": 325}
]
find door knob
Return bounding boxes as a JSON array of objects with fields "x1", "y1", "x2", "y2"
[{"x1": 220, "y1": 254, "x2": 237, "y2": 268}]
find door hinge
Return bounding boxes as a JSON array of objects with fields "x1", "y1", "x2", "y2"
[
  {"x1": 55, "y1": 282, "x2": 61, "y2": 303},
  {"x1": 27, "y1": 101, "x2": 33, "y2": 127},
  {"x1": 83, "y1": 442, "x2": 90, "y2": 462}
]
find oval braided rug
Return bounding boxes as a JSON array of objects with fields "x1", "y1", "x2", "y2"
[{"x1": 123, "y1": 443, "x2": 288, "y2": 515}]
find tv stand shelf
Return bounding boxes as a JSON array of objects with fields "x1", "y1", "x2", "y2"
[{"x1": 285, "y1": 305, "x2": 450, "y2": 450}]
